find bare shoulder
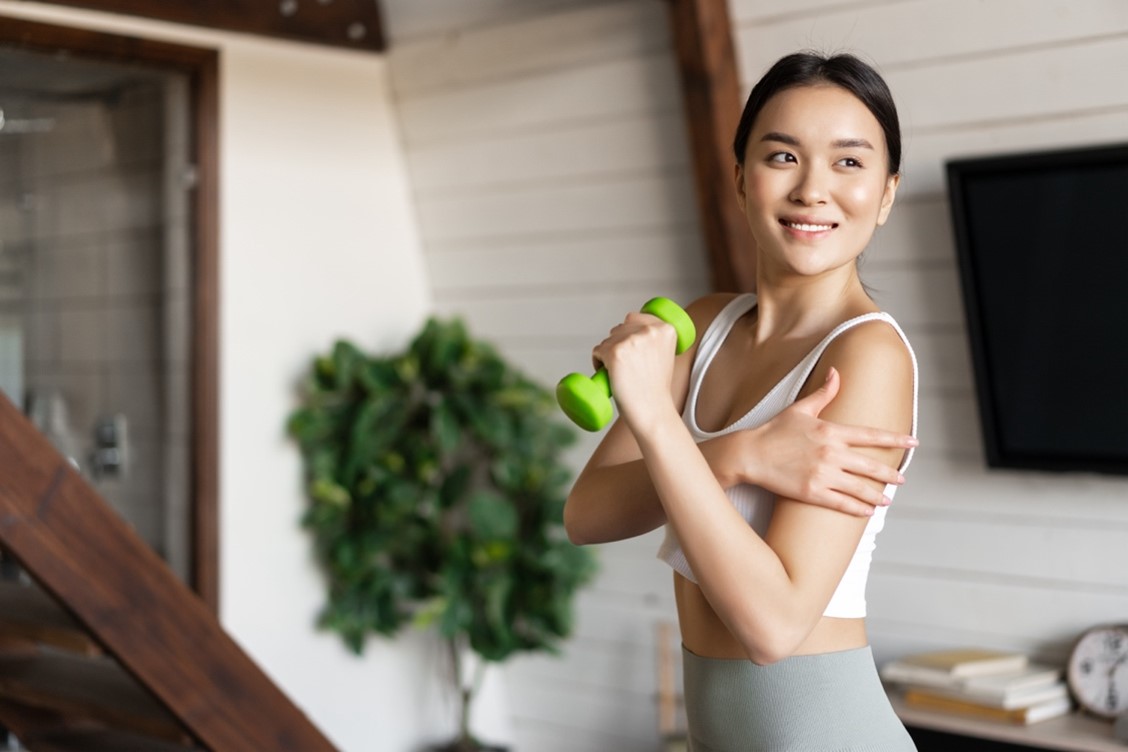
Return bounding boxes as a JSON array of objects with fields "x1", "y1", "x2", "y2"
[
  {"x1": 684, "y1": 292, "x2": 744, "y2": 338},
  {"x1": 821, "y1": 317, "x2": 913, "y2": 385},
  {"x1": 801, "y1": 317, "x2": 914, "y2": 435}
]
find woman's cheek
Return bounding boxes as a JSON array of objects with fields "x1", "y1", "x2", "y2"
[
  {"x1": 743, "y1": 174, "x2": 779, "y2": 222},
  {"x1": 844, "y1": 178, "x2": 886, "y2": 217}
]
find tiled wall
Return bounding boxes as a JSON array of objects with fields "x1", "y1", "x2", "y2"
[{"x1": 2, "y1": 75, "x2": 192, "y2": 579}]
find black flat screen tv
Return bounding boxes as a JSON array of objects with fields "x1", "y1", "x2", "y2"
[{"x1": 946, "y1": 142, "x2": 1128, "y2": 475}]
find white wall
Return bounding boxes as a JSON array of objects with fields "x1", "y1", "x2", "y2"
[
  {"x1": 9, "y1": 1, "x2": 1127, "y2": 749},
  {"x1": 385, "y1": 1, "x2": 707, "y2": 749},
  {"x1": 0, "y1": 4, "x2": 442, "y2": 751},
  {"x1": 729, "y1": 0, "x2": 1128, "y2": 666},
  {"x1": 390, "y1": 0, "x2": 1128, "y2": 749}
]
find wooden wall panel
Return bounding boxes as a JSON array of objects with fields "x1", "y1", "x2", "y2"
[
  {"x1": 730, "y1": 0, "x2": 1128, "y2": 689},
  {"x1": 886, "y1": 37, "x2": 1128, "y2": 132},
  {"x1": 866, "y1": 197, "x2": 956, "y2": 263},
  {"x1": 389, "y1": 0, "x2": 667, "y2": 93},
  {"x1": 728, "y1": 0, "x2": 879, "y2": 22},
  {"x1": 878, "y1": 514, "x2": 1128, "y2": 588},
  {"x1": 894, "y1": 456, "x2": 1128, "y2": 523},
  {"x1": 407, "y1": 112, "x2": 690, "y2": 193},
  {"x1": 735, "y1": 0, "x2": 1128, "y2": 77},
  {"x1": 415, "y1": 172, "x2": 697, "y2": 242},
  {"x1": 427, "y1": 228, "x2": 705, "y2": 293},
  {"x1": 382, "y1": 0, "x2": 597, "y2": 44},
  {"x1": 903, "y1": 109, "x2": 1128, "y2": 197},
  {"x1": 393, "y1": 0, "x2": 1128, "y2": 747},
  {"x1": 868, "y1": 575, "x2": 1128, "y2": 655},
  {"x1": 396, "y1": 53, "x2": 683, "y2": 146},
  {"x1": 388, "y1": 6, "x2": 704, "y2": 745}
]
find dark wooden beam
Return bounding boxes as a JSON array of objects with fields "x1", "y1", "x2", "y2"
[
  {"x1": 0, "y1": 392, "x2": 339, "y2": 751},
  {"x1": 667, "y1": 0, "x2": 756, "y2": 293},
  {"x1": 36, "y1": 0, "x2": 385, "y2": 53}
]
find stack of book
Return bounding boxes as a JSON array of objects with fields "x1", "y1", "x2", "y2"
[{"x1": 881, "y1": 648, "x2": 1072, "y2": 725}]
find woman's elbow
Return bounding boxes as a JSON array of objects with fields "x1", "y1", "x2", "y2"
[
  {"x1": 562, "y1": 497, "x2": 592, "y2": 546},
  {"x1": 735, "y1": 613, "x2": 807, "y2": 666},
  {"x1": 745, "y1": 641, "x2": 791, "y2": 666}
]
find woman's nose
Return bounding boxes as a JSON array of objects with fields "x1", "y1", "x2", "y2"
[{"x1": 789, "y1": 167, "x2": 829, "y2": 205}]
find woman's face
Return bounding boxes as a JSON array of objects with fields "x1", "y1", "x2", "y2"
[{"x1": 735, "y1": 84, "x2": 899, "y2": 280}]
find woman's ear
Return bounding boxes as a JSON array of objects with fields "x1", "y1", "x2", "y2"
[
  {"x1": 734, "y1": 162, "x2": 748, "y2": 213},
  {"x1": 876, "y1": 172, "x2": 901, "y2": 226}
]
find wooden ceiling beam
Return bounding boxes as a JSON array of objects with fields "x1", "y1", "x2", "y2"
[
  {"x1": 34, "y1": 0, "x2": 385, "y2": 53},
  {"x1": 667, "y1": 0, "x2": 756, "y2": 293}
]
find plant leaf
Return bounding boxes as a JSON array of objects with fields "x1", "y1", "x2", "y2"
[{"x1": 468, "y1": 491, "x2": 518, "y2": 541}]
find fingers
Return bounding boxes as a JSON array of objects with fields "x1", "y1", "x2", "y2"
[
  {"x1": 592, "y1": 314, "x2": 680, "y2": 373},
  {"x1": 591, "y1": 340, "x2": 608, "y2": 373},
  {"x1": 792, "y1": 366, "x2": 840, "y2": 417},
  {"x1": 591, "y1": 321, "x2": 631, "y2": 370},
  {"x1": 839, "y1": 451, "x2": 906, "y2": 487},
  {"x1": 837, "y1": 423, "x2": 919, "y2": 450},
  {"x1": 813, "y1": 450, "x2": 901, "y2": 512},
  {"x1": 796, "y1": 368, "x2": 917, "y2": 449},
  {"x1": 825, "y1": 459, "x2": 900, "y2": 517},
  {"x1": 813, "y1": 489, "x2": 881, "y2": 518}
]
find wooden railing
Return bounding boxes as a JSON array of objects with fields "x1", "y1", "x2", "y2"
[{"x1": 0, "y1": 392, "x2": 338, "y2": 751}]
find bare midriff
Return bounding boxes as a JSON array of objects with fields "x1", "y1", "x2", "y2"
[{"x1": 674, "y1": 572, "x2": 868, "y2": 660}]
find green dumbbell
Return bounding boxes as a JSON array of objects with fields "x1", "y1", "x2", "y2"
[{"x1": 556, "y1": 297, "x2": 696, "y2": 432}]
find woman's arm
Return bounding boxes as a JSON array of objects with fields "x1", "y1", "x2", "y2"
[
  {"x1": 606, "y1": 316, "x2": 913, "y2": 664},
  {"x1": 563, "y1": 294, "x2": 729, "y2": 545},
  {"x1": 563, "y1": 298, "x2": 917, "y2": 546}
]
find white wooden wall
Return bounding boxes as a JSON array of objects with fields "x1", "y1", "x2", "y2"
[
  {"x1": 386, "y1": 1, "x2": 704, "y2": 749},
  {"x1": 388, "y1": 0, "x2": 1128, "y2": 749},
  {"x1": 730, "y1": 0, "x2": 1128, "y2": 667}
]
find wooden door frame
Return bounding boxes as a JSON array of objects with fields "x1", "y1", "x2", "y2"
[{"x1": 0, "y1": 15, "x2": 221, "y2": 612}]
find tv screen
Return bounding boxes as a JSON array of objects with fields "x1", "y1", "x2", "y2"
[{"x1": 946, "y1": 143, "x2": 1128, "y2": 475}]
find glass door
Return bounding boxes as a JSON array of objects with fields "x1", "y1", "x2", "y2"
[{"x1": 0, "y1": 45, "x2": 194, "y2": 583}]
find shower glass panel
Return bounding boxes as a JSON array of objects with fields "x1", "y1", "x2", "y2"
[{"x1": 0, "y1": 46, "x2": 193, "y2": 583}]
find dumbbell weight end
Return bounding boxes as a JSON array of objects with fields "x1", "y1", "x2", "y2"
[
  {"x1": 555, "y1": 297, "x2": 696, "y2": 432},
  {"x1": 556, "y1": 369, "x2": 612, "y2": 433}
]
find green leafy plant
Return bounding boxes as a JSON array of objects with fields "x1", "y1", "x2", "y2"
[{"x1": 287, "y1": 317, "x2": 597, "y2": 751}]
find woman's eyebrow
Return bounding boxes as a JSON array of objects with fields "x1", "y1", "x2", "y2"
[
  {"x1": 833, "y1": 137, "x2": 875, "y2": 150},
  {"x1": 759, "y1": 132, "x2": 875, "y2": 150},
  {"x1": 760, "y1": 131, "x2": 800, "y2": 146}
]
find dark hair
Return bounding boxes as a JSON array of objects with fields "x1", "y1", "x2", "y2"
[{"x1": 733, "y1": 52, "x2": 901, "y2": 175}]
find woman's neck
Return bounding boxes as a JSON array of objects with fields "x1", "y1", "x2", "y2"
[{"x1": 751, "y1": 267, "x2": 875, "y2": 344}]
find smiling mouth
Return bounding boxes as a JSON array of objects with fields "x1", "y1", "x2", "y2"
[{"x1": 780, "y1": 220, "x2": 837, "y2": 232}]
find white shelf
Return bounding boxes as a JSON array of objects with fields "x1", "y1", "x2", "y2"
[{"x1": 890, "y1": 693, "x2": 1126, "y2": 752}]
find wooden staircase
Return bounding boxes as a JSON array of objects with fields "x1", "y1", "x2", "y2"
[{"x1": 0, "y1": 392, "x2": 339, "y2": 751}]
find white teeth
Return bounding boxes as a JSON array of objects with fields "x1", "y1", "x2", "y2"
[{"x1": 784, "y1": 221, "x2": 834, "y2": 232}]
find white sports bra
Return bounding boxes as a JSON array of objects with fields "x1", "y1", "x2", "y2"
[{"x1": 656, "y1": 293, "x2": 919, "y2": 618}]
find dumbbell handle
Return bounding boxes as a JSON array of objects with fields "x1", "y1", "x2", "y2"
[{"x1": 556, "y1": 297, "x2": 695, "y2": 432}]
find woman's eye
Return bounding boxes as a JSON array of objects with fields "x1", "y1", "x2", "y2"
[
  {"x1": 837, "y1": 157, "x2": 863, "y2": 168},
  {"x1": 768, "y1": 152, "x2": 796, "y2": 164}
]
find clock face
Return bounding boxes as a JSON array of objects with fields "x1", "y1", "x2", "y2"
[{"x1": 1068, "y1": 625, "x2": 1128, "y2": 719}]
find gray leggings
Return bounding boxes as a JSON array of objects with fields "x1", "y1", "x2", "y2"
[{"x1": 683, "y1": 645, "x2": 917, "y2": 752}]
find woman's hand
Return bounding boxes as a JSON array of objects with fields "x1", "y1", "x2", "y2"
[
  {"x1": 591, "y1": 312, "x2": 680, "y2": 432},
  {"x1": 719, "y1": 367, "x2": 917, "y2": 517}
]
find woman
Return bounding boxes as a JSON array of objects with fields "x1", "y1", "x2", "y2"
[{"x1": 564, "y1": 52, "x2": 918, "y2": 750}]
